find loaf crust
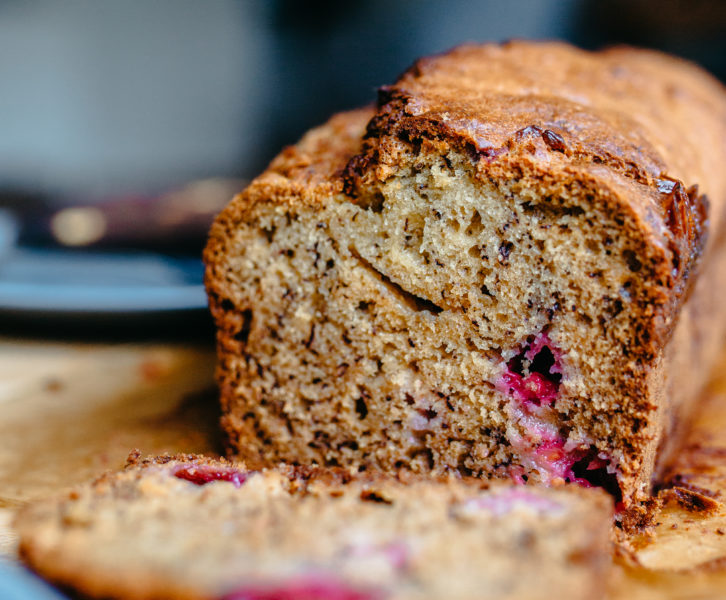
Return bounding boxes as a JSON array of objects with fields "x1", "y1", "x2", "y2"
[
  {"x1": 205, "y1": 41, "x2": 726, "y2": 520},
  {"x1": 16, "y1": 452, "x2": 611, "y2": 600}
]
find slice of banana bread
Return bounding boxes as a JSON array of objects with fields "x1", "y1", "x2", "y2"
[
  {"x1": 204, "y1": 41, "x2": 726, "y2": 518},
  {"x1": 16, "y1": 453, "x2": 612, "y2": 600}
]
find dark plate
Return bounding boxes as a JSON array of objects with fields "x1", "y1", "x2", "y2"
[{"x1": 0, "y1": 248, "x2": 207, "y2": 315}]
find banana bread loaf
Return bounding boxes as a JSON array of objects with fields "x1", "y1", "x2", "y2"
[
  {"x1": 16, "y1": 453, "x2": 612, "y2": 600},
  {"x1": 204, "y1": 41, "x2": 726, "y2": 518}
]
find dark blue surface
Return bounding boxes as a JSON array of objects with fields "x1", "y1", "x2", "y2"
[{"x1": 0, "y1": 249, "x2": 207, "y2": 313}]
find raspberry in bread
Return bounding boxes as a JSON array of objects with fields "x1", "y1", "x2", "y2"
[
  {"x1": 204, "y1": 41, "x2": 726, "y2": 518},
  {"x1": 16, "y1": 453, "x2": 612, "y2": 600}
]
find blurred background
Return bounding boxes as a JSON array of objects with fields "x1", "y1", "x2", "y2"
[
  {"x1": 0, "y1": 0, "x2": 724, "y2": 331},
  {"x1": 2, "y1": 0, "x2": 725, "y2": 197}
]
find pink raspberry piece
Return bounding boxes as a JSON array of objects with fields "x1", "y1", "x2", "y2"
[
  {"x1": 497, "y1": 371, "x2": 557, "y2": 407},
  {"x1": 533, "y1": 440, "x2": 604, "y2": 487},
  {"x1": 531, "y1": 442, "x2": 623, "y2": 506},
  {"x1": 173, "y1": 464, "x2": 248, "y2": 488},
  {"x1": 222, "y1": 576, "x2": 381, "y2": 600},
  {"x1": 497, "y1": 332, "x2": 562, "y2": 408},
  {"x1": 533, "y1": 440, "x2": 581, "y2": 481},
  {"x1": 497, "y1": 333, "x2": 624, "y2": 505}
]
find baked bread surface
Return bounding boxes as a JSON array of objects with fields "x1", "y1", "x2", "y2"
[
  {"x1": 205, "y1": 41, "x2": 726, "y2": 517},
  {"x1": 15, "y1": 453, "x2": 611, "y2": 600}
]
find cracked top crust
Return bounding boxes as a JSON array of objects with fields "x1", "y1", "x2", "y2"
[
  {"x1": 345, "y1": 42, "x2": 726, "y2": 319},
  {"x1": 348, "y1": 42, "x2": 726, "y2": 191}
]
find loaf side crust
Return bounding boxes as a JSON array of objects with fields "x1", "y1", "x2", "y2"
[{"x1": 205, "y1": 42, "x2": 726, "y2": 519}]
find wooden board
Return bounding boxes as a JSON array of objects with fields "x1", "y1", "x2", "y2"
[
  {"x1": 609, "y1": 347, "x2": 726, "y2": 598},
  {"x1": 3, "y1": 336, "x2": 726, "y2": 598},
  {"x1": 0, "y1": 338, "x2": 219, "y2": 559}
]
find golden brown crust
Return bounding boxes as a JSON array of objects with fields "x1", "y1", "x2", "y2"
[{"x1": 354, "y1": 41, "x2": 726, "y2": 187}]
